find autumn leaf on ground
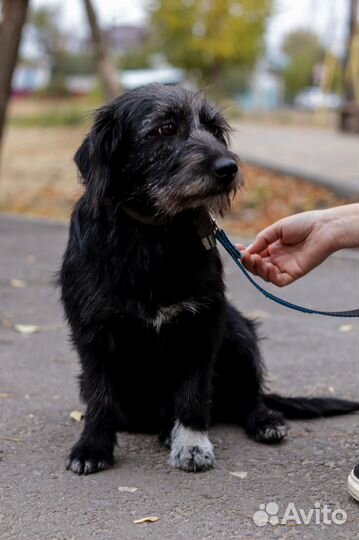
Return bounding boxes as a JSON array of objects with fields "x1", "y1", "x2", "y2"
[
  {"x1": 133, "y1": 516, "x2": 159, "y2": 524},
  {"x1": 10, "y1": 278, "x2": 27, "y2": 288},
  {"x1": 339, "y1": 324, "x2": 353, "y2": 332},
  {"x1": 70, "y1": 410, "x2": 84, "y2": 422},
  {"x1": 229, "y1": 471, "x2": 248, "y2": 479},
  {"x1": 14, "y1": 324, "x2": 40, "y2": 334},
  {"x1": 118, "y1": 486, "x2": 138, "y2": 493},
  {"x1": 14, "y1": 323, "x2": 64, "y2": 334}
]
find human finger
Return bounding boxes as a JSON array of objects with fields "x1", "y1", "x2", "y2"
[{"x1": 247, "y1": 224, "x2": 282, "y2": 255}]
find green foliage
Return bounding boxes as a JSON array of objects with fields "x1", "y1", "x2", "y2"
[
  {"x1": 149, "y1": 0, "x2": 272, "y2": 93},
  {"x1": 61, "y1": 52, "x2": 97, "y2": 76},
  {"x1": 221, "y1": 65, "x2": 252, "y2": 97},
  {"x1": 29, "y1": 6, "x2": 67, "y2": 89},
  {"x1": 9, "y1": 108, "x2": 87, "y2": 127},
  {"x1": 29, "y1": 6, "x2": 61, "y2": 57},
  {"x1": 282, "y1": 30, "x2": 325, "y2": 102},
  {"x1": 118, "y1": 47, "x2": 152, "y2": 70}
]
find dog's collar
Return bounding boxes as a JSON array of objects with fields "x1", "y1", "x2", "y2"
[
  {"x1": 122, "y1": 206, "x2": 166, "y2": 226},
  {"x1": 122, "y1": 206, "x2": 217, "y2": 251}
]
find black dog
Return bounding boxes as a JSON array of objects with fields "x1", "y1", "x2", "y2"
[{"x1": 60, "y1": 84, "x2": 358, "y2": 475}]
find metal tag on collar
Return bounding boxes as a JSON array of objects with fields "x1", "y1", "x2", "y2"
[
  {"x1": 202, "y1": 233, "x2": 217, "y2": 250},
  {"x1": 197, "y1": 209, "x2": 218, "y2": 250}
]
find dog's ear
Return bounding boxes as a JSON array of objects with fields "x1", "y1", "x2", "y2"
[{"x1": 74, "y1": 105, "x2": 123, "y2": 215}]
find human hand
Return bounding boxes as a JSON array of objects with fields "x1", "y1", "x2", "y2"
[{"x1": 236, "y1": 206, "x2": 358, "y2": 287}]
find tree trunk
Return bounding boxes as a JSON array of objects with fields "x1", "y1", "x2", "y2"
[
  {"x1": 83, "y1": 0, "x2": 120, "y2": 102},
  {"x1": 343, "y1": 0, "x2": 358, "y2": 101},
  {"x1": 0, "y1": 0, "x2": 29, "y2": 154},
  {"x1": 339, "y1": 0, "x2": 358, "y2": 132}
]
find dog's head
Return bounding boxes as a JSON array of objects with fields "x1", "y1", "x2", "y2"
[{"x1": 75, "y1": 84, "x2": 242, "y2": 217}]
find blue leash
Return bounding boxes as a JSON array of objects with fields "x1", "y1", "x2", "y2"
[{"x1": 213, "y1": 224, "x2": 359, "y2": 319}]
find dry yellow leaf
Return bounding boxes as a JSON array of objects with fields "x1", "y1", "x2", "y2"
[
  {"x1": 229, "y1": 471, "x2": 248, "y2": 479},
  {"x1": 0, "y1": 393, "x2": 14, "y2": 398},
  {"x1": 70, "y1": 410, "x2": 85, "y2": 422},
  {"x1": 14, "y1": 324, "x2": 40, "y2": 334},
  {"x1": 133, "y1": 516, "x2": 159, "y2": 524},
  {"x1": 10, "y1": 278, "x2": 27, "y2": 288},
  {"x1": 339, "y1": 324, "x2": 353, "y2": 333},
  {"x1": 0, "y1": 437, "x2": 24, "y2": 443}
]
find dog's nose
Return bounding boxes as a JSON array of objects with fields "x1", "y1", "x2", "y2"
[{"x1": 213, "y1": 158, "x2": 238, "y2": 183}]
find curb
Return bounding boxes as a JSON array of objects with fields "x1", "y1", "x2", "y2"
[
  {"x1": 242, "y1": 156, "x2": 358, "y2": 199},
  {"x1": 0, "y1": 212, "x2": 68, "y2": 228}
]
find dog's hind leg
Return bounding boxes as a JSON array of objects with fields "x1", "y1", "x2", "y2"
[
  {"x1": 67, "y1": 336, "x2": 118, "y2": 475},
  {"x1": 212, "y1": 303, "x2": 288, "y2": 443}
]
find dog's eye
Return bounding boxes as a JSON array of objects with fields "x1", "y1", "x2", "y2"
[
  {"x1": 158, "y1": 122, "x2": 177, "y2": 136},
  {"x1": 207, "y1": 125, "x2": 223, "y2": 139}
]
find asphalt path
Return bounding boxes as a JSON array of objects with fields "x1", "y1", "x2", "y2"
[{"x1": 1, "y1": 214, "x2": 358, "y2": 539}]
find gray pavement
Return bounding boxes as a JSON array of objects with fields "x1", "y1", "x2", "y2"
[
  {"x1": 1, "y1": 214, "x2": 359, "y2": 540},
  {"x1": 232, "y1": 123, "x2": 359, "y2": 198}
]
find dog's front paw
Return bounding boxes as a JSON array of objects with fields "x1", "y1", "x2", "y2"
[
  {"x1": 67, "y1": 443, "x2": 114, "y2": 475},
  {"x1": 169, "y1": 443, "x2": 215, "y2": 472},
  {"x1": 169, "y1": 422, "x2": 214, "y2": 472}
]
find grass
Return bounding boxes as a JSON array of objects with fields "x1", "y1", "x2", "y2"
[
  {"x1": 7, "y1": 96, "x2": 100, "y2": 128},
  {"x1": 9, "y1": 108, "x2": 88, "y2": 127}
]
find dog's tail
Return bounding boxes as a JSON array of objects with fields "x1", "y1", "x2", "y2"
[{"x1": 263, "y1": 393, "x2": 359, "y2": 419}]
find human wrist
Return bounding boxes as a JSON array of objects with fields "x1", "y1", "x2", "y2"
[{"x1": 325, "y1": 204, "x2": 359, "y2": 252}]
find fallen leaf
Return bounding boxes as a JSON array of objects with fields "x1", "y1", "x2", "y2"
[
  {"x1": 70, "y1": 410, "x2": 84, "y2": 422},
  {"x1": 10, "y1": 278, "x2": 27, "y2": 288},
  {"x1": 13, "y1": 323, "x2": 63, "y2": 334},
  {"x1": 133, "y1": 516, "x2": 159, "y2": 524},
  {"x1": 339, "y1": 324, "x2": 353, "y2": 333},
  {"x1": 14, "y1": 324, "x2": 40, "y2": 334},
  {"x1": 0, "y1": 393, "x2": 14, "y2": 398},
  {"x1": 118, "y1": 486, "x2": 138, "y2": 493},
  {"x1": 229, "y1": 471, "x2": 248, "y2": 479}
]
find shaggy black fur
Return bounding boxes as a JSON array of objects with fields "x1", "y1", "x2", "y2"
[{"x1": 60, "y1": 84, "x2": 359, "y2": 475}]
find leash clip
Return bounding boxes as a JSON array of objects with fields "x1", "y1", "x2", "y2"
[
  {"x1": 197, "y1": 209, "x2": 218, "y2": 250},
  {"x1": 208, "y1": 211, "x2": 219, "y2": 233}
]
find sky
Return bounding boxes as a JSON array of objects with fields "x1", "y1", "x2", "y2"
[{"x1": 30, "y1": 0, "x2": 350, "y2": 57}]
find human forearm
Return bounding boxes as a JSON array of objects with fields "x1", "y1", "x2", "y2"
[{"x1": 236, "y1": 204, "x2": 359, "y2": 287}]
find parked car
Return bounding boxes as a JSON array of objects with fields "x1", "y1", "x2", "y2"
[{"x1": 294, "y1": 87, "x2": 343, "y2": 111}]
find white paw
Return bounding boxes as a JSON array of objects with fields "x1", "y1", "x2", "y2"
[{"x1": 169, "y1": 421, "x2": 215, "y2": 472}]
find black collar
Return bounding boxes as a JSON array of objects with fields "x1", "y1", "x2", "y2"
[
  {"x1": 122, "y1": 206, "x2": 217, "y2": 250},
  {"x1": 122, "y1": 206, "x2": 167, "y2": 225}
]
